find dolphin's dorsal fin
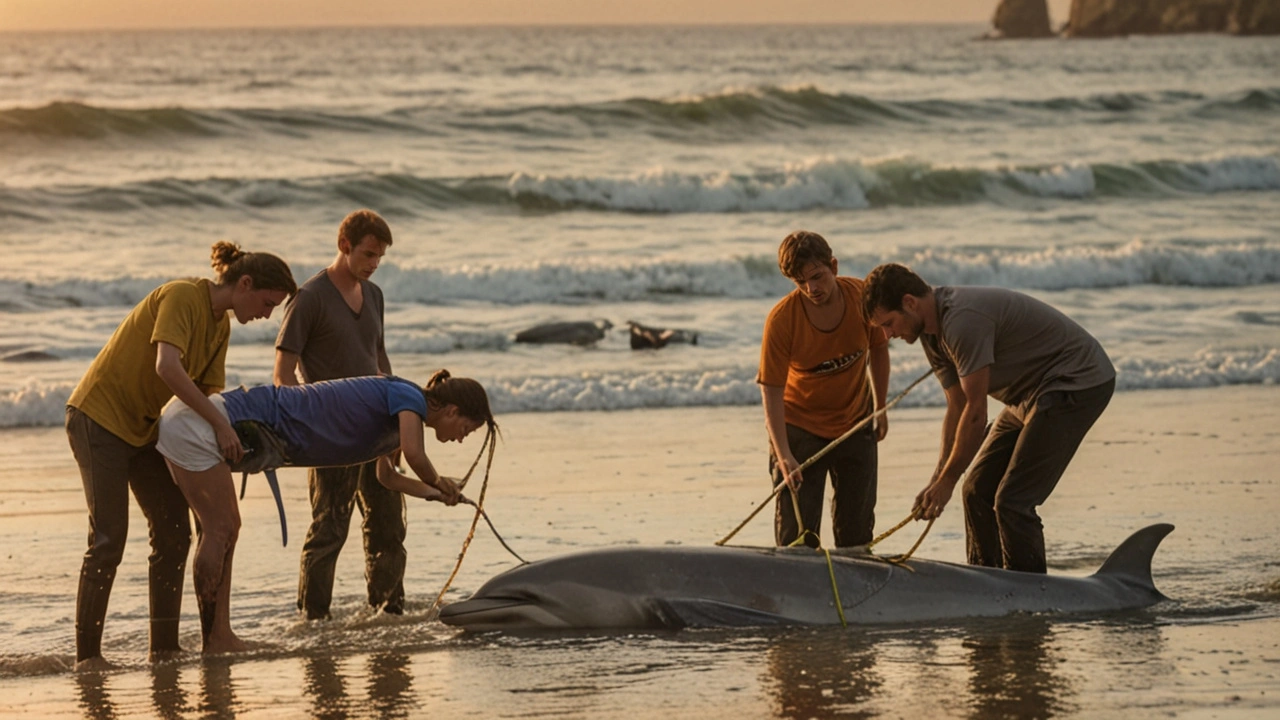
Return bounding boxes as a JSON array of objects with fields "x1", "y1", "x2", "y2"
[{"x1": 1092, "y1": 523, "x2": 1175, "y2": 587}]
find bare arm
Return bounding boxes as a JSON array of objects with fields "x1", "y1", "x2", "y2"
[
  {"x1": 868, "y1": 343, "x2": 891, "y2": 441},
  {"x1": 156, "y1": 342, "x2": 243, "y2": 463},
  {"x1": 376, "y1": 339, "x2": 392, "y2": 376},
  {"x1": 761, "y1": 383, "x2": 802, "y2": 490},
  {"x1": 373, "y1": 410, "x2": 461, "y2": 505},
  {"x1": 273, "y1": 350, "x2": 300, "y2": 387},
  {"x1": 914, "y1": 366, "x2": 990, "y2": 520}
]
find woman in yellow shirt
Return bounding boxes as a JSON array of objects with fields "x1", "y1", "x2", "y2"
[{"x1": 66, "y1": 241, "x2": 295, "y2": 671}]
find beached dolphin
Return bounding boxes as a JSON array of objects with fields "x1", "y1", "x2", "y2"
[{"x1": 438, "y1": 524, "x2": 1173, "y2": 631}]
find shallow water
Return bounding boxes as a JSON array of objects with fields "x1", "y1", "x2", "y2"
[{"x1": 2, "y1": 391, "x2": 1278, "y2": 717}]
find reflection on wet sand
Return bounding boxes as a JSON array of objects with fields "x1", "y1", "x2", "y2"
[
  {"x1": 963, "y1": 617, "x2": 1074, "y2": 719},
  {"x1": 302, "y1": 652, "x2": 419, "y2": 719},
  {"x1": 74, "y1": 668, "x2": 116, "y2": 720},
  {"x1": 198, "y1": 658, "x2": 236, "y2": 716},
  {"x1": 761, "y1": 617, "x2": 1089, "y2": 718},
  {"x1": 151, "y1": 662, "x2": 188, "y2": 720},
  {"x1": 366, "y1": 653, "x2": 416, "y2": 717},
  {"x1": 765, "y1": 630, "x2": 883, "y2": 719},
  {"x1": 305, "y1": 655, "x2": 350, "y2": 719}
]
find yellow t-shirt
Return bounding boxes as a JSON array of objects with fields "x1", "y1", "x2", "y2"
[
  {"x1": 68, "y1": 278, "x2": 230, "y2": 446},
  {"x1": 757, "y1": 276, "x2": 887, "y2": 439}
]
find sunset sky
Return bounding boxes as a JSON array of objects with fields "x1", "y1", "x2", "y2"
[{"x1": 2, "y1": 0, "x2": 1075, "y2": 31}]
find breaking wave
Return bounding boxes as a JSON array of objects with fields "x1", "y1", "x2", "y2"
[
  {"x1": 2, "y1": 239, "x2": 1276, "y2": 312},
  {"x1": 3, "y1": 154, "x2": 1278, "y2": 219},
  {"x1": 3, "y1": 349, "x2": 1277, "y2": 428},
  {"x1": 4, "y1": 85, "x2": 1277, "y2": 141}
]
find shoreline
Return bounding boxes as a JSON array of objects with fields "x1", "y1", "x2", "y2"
[
  {"x1": 3, "y1": 383, "x2": 1276, "y2": 559},
  {"x1": 1, "y1": 383, "x2": 1277, "y2": 718}
]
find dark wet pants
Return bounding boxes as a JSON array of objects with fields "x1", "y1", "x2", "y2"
[
  {"x1": 962, "y1": 379, "x2": 1115, "y2": 574},
  {"x1": 65, "y1": 406, "x2": 191, "y2": 662},
  {"x1": 297, "y1": 461, "x2": 406, "y2": 619},
  {"x1": 771, "y1": 423, "x2": 878, "y2": 549}
]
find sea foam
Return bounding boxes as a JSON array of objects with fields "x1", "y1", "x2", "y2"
[{"x1": 4, "y1": 351, "x2": 1276, "y2": 429}]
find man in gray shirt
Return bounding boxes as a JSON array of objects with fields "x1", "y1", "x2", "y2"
[
  {"x1": 275, "y1": 209, "x2": 404, "y2": 618},
  {"x1": 862, "y1": 263, "x2": 1115, "y2": 573}
]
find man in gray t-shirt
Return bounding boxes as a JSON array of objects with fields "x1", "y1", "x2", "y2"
[
  {"x1": 863, "y1": 263, "x2": 1115, "y2": 573},
  {"x1": 274, "y1": 209, "x2": 406, "y2": 619}
]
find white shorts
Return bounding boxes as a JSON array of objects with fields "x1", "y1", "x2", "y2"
[{"x1": 156, "y1": 394, "x2": 231, "y2": 472}]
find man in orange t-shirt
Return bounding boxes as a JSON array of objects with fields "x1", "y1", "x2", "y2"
[{"x1": 758, "y1": 231, "x2": 890, "y2": 548}]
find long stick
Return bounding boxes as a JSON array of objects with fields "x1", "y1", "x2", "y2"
[{"x1": 715, "y1": 368, "x2": 934, "y2": 546}]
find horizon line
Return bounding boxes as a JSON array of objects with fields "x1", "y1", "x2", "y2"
[{"x1": 0, "y1": 19, "x2": 993, "y2": 34}]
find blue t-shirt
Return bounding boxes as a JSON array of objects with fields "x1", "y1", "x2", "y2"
[{"x1": 221, "y1": 376, "x2": 428, "y2": 467}]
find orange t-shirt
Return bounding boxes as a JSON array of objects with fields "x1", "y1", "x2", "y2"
[{"x1": 757, "y1": 275, "x2": 887, "y2": 439}]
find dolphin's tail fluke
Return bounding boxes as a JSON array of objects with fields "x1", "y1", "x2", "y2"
[{"x1": 1092, "y1": 523, "x2": 1175, "y2": 591}]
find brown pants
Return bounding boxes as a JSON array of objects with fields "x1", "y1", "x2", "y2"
[
  {"x1": 296, "y1": 461, "x2": 406, "y2": 619},
  {"x1": 962, "y1": 379, "x2": 1115, "y2": 573},
  {"x1": 65, "y1": 406, "x2": 191, "y2": 661},
  {"x1": 771, "y1": 423, "x2": 878, "y2": 548}
]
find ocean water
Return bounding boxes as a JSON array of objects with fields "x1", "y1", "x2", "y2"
[
  {"x1": 2, "y1": 25, "x2": 1279, "y2": 424},
  {"x1": 1, "y1": 23, "x2": 1279, "y2": 718}
]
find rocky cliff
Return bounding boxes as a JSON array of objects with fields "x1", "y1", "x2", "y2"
[
  {"x1": 1063, "y1": 0, "x2": 1279, "y2": 36},
  {"x1": 992, "y1": 0, "x2": 1055, "y2": 38}
]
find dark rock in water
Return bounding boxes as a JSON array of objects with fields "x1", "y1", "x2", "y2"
[
  {"x1": 991, "y1": 0, "x2": 1055, "y2": 38},
  {"x1": 1229, "y1": 0, "x2": 1280, "y2": 33},
  {"x1": 1064, "y1": 0, "x2": 1250, "y2": 37},
  {"x1": 514, "y1": 320, "x2": 613, "y2": 346},
  {"x1": 1, "y1": 349, "x2": 61, "y2": 362},
  {"x1": 628, "y1": 321, "x2": 698, "y2": 350}
]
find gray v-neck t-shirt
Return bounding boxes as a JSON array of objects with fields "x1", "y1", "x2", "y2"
[
  {"x1": 275, "y1": 269, "x2": 390, "y2": 383},
  {"x1": 920, "y1": 286, "x2": 1114, "y2": 413}
]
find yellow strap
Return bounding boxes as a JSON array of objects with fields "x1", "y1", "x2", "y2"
[{"x1": 821, "y1": 548, "x2": 847, "y2": 628}]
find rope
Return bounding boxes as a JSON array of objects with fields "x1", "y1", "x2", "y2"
[
  {"x1": 430, "y1": 426, "x2": 499, "y2": 615},
  {"x1": 821, "y1": 548, "x2": 847, "y2": 628},
  {"x1": 467, "y1": 500, "x2": 528, "y2": 565},
  {"x1": 715, "y1": 368, "x2": 934, "y2": 546},
  {"x1": 866, "y1": 511, "x2": 936, "y2": 566},
  {"x1": 710, "y1": 367, "x2": 936, "y2": 624}
]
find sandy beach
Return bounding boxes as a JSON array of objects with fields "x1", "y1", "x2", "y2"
[{"x1": 1, "y1": 383, "x2": 1277, "y2": 717}]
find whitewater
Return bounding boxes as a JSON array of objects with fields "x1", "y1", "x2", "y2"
[{"x1": 1, "y1": 25, "x2": 1278, "y2": 428}]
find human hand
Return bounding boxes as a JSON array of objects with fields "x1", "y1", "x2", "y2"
[
  {"x1": 776, "y1": 454, "x2": 803, "y2": 491},
  {"x1": 433, "y1": 476, "x2": 462, "y2": 506},
  {"x1": 912, "y1": 479, "x2": 956, "y2": 520},
  {"x1": 215, "y1": 422, "x2": 244, "y2": 464},
  {"x1": 875, "y1": 413, "x2": 889, "y2": 442}
]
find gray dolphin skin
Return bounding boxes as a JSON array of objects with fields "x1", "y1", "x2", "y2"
[{"x1": 438, "y1": 524, "x2": 1174, "y2": 632}]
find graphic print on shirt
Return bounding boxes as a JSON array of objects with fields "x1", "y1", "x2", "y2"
[{"x1": 798, "y1": 348, "x2": 865, "y2": 378}]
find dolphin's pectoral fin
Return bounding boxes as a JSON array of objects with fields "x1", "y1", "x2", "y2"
[{"x1": 653, "y1": 598, "x2": 801, "y2": 628}]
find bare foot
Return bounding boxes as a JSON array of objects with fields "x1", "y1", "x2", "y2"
[
  {"x1": 74, "y1": 656, "x2": 115, "y2": 673},
  {"x1": 202, "y1": 633, "x2": 248, "y2": 655},
  {"x1": 202, "y1": 635, "x2": 274, "y2": 655}
]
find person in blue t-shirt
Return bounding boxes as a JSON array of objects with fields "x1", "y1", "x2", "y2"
[{"x1": 155, "y1": 369, "x2": 496, "y2": 655}]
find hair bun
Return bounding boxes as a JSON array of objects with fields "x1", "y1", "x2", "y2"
[{"x1": 209, "y1": 241, "x2": 247, "y2": 271}]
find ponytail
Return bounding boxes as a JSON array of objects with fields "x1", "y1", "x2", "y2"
[
  {"x1": 424, "y1": 369, "x2": 498, "y2": 435},
  {"x1": 210, "y1": 241, "x2": 297, "y2": 298}
]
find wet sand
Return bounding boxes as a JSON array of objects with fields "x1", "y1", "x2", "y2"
[{"x1": 1, "y1": 384, "x2": 1277, "y2": 717}]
